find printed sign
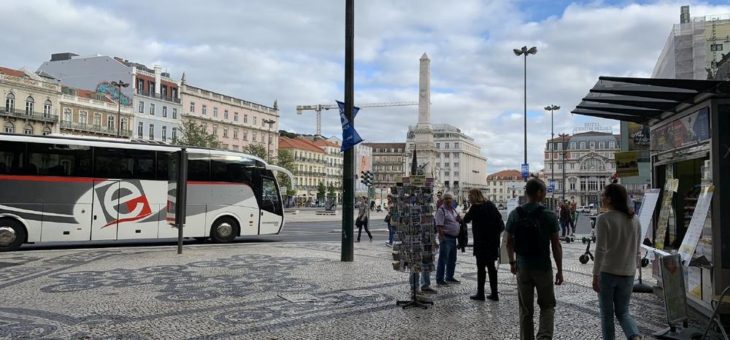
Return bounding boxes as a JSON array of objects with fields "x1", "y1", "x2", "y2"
[
  {"x1": 521, "y1": 163, "x2": 529, "y2": 180},
  {"x1": 638, "y1": 189, "x2": 661, "y2": 241},
  {"x1": 336, "y1": 100, "x2": 362, "y2": 152},
  {"x1": 627, "y1": 122, "x2": 651, "y2": 150},
  {"x1": 615, "y1": 151, "x2": 640, "y2": 177},
  {"x1": 651, "y1": 107, "x2": 710, "y2": 153},
  {"x1": 678, "y1": 185, "x2": 714, "y2": 266},
  {"x1": 659, "y1": 254, "x2": 689, "y2": 324},
  {"x1": 655, "y1": 179, "x2": 678, "y2": 249}
]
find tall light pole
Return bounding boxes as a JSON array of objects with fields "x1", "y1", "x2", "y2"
[
  {"x1": 559, "y1": 133, "x2": 569, "y2": 202},
  {"x1": 545, "y1": 104, "x2": 559, "y2": 205},
  {"x1": 513, "y1": 46, "x2": 537, "y2": 181},
  {"x1": 342, "y1": 0, "x2": 355, "y2": 262},
  {"x1": 111, "y1": 80, "x2": 129, "y2": 138},
  {"x1": 263, "y1": 118, "x2": 275, "y2": 162}
]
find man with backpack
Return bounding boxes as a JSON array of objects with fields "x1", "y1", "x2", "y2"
[{"x1": 506, "y1": 179, "x2": 564, "y2": 340}]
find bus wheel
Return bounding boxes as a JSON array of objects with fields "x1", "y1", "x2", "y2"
[
  {"x1": 0, "y1": 218, "x2": 26, "y2": 252},
  {"x1": 211, "y1": 217, "x2": 238, "y2": 243}
]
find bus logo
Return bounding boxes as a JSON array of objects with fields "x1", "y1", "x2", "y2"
[{"x1": 95, "y1": 181, "x2": 153, "y2": 227}]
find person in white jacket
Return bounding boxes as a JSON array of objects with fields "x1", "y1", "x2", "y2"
[{"x1": 592, "y1": 183, "x2": 642, "y2": 340}]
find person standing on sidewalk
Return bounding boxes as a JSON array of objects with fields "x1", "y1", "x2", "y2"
[
  {"x1": 435, "y1": 193, "x2": 462, "y2": 286},
  {"x1": 506, "y1": 178, "x2": 563, "y2": 340},
  {"x1": 592, "y1": 184, "x2": 642, "y2": 340},
  {"x1": 385, "y1": 195, "x2": 395, "y2": 247},
  {"x1": 463, "y1": 189, "x2": 504, "y2": 301},
  {"x1": 559, "y1": 202, "x2": 571, "y2": 237},
  {"x1": 356, "y1": 196, "x2": 372, "y2": 242}
]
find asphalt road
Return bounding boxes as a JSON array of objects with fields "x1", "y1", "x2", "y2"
[{"x1": 12, "y1": 211, "x2": 595, "y2": 252}]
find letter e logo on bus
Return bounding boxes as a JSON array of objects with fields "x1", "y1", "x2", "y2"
[{"x1": 96, "y1": 181, "x2": 153, "y2": 227}]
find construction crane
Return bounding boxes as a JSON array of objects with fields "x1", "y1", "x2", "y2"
[{"x1": 296, "y1": 101, "x2": 418, "y2": 135}]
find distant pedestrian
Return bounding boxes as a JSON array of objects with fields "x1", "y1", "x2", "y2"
[
  {"x1": 593, "y1": 184, "x2": 642, "y2": 340},
  {"x1": 356, "y1": 196, "x2": 372, "y2": 242},
  {"x1": 559, "y1": 203, "x2": 571, "y2": 237},
  {"x1": 385, "y1": 195, "x2": 395, "y2": 246},
  {"x1": 506, "y1": 178, "x2": 563, "y2": 340},
  {"x1": 435, "y1": 193, "x2": 462, "y2": 285},
  {"x1": 463, "y1": 189, "x2": 504, "y2": 301}
]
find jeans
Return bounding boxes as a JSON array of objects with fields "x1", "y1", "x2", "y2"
[
  {"x1": 517, "y1": 268, "x2": 555, "y2": 340},
  {"x1": 476, "y1": 255, "x2": 498, "y2": 296},
  {"x1": 387, "y1": 223, "x2": 395, "y2": 244},
  {"x1": 598, "y1": 272, "x2": 639, "y2": 340},
  {"x1": 436, "y1": 236, "x2": 457, "y2": 282},
  {"x1": 410, "y1": 271, "x2": 432, "y2": 290},
  {"x1": 560, "y1": 220, "x2": 570, "y2": 237}
]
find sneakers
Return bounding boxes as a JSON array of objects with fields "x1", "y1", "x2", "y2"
[
  {"x1": 421, "y1": 286, "x2": 438, "y2": 294},
  {"x1": 385, "y1": 242, "x2": 392, "y2": 247},
  {"x1": 445, "y1": 278, "x2": 461, "y2": 284},
  {"x1": 486, "y1": 294, "x2": 499, "y2": 301}
]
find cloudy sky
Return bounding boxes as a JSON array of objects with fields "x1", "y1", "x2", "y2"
[{"x1": 3, "y1": 0, "x2": 730, "y2": 173}]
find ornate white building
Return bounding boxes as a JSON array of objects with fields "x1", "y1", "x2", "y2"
[{"x1": 544, "y1": 130, "x2": 620, "y2": 207}]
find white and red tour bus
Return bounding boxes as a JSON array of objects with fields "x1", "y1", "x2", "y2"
[{"x1": 0, "y1": 133, "x2": 289, "y2": 251}]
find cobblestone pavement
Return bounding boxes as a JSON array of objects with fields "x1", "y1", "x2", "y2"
[{"x1": 0, "y1": 241, "x2": 720, "y2": 339}]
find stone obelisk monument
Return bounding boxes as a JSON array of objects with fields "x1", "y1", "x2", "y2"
[{"x1": 411, "y1": 53, "x2": 437, "y2": 179}]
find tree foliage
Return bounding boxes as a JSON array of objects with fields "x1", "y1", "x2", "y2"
[
  {"x1": 317, "y1": 182, "x2": 326, "y2": 201},
  {"x1": 241, "y1": 144, "x2": 268, "y2": 160},
  {"x1": 176, "y1": 119, "x2": 220, "y2": 148},
  {"x1": 275, "y1": 149, "x2": 297, "y2": 197}
]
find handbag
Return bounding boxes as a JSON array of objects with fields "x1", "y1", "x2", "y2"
[{"x1": 384, "y1": 213, "x2": 391, "y2": 223}]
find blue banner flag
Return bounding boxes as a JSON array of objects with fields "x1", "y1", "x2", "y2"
[
  {"x1": 336, "y1": 100, "x2": 362, "y2": 152},
  {"x1": 521, "y1": 163, "x2": 529, "y2": 180}
]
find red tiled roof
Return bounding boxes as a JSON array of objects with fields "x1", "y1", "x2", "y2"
[
  {"x1": 310, "y1": 139, "x2": 339, "y2": 148},
  {"x1": 279, "y1": 136, "x2": 325, "y2": 153},
  {"x1": 0, "y1": 66, "x2": 26, "y2": 78},
  {"x1": 487, "y1": 169, "x2": 521, "y2": 180}
]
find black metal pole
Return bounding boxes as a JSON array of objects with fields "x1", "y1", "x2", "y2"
[
  {"x1": 562, "y1": 136, "x2": 567, "y2": 202},
  {"x1": 523, "y1": 54, "x2": 527, "y2": 179},
  {"x1": 116, "y1": 84, "x2": 122, "y2": 137},
  {"x1": 341, "y1": 0, "x2": 355, "y2": 262},
  {"x1": 551, "y1": 109, "x2": 554, "y2": 202}
]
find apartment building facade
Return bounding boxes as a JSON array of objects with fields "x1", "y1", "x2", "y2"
[
  {"x1": 1, "y1": 66, "x2": 60, "y2": 136},
  {"x1": 485, "y1": 169, "x2": 523, "y2": 206},
  {"x1": 279, "y1": 136, "x2": 327, "y2": 205},
  {"x1": 59, "y1": 87, "x2": 133, "y2": 138}
]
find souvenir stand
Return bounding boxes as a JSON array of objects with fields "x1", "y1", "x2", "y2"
[{"x1": 391, "y1": 150, "x2": 436, "y2": 309}]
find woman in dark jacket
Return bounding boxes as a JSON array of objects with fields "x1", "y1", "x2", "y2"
[{"x1": 463, "y1": 188, "x2": 505, "y2": 301}]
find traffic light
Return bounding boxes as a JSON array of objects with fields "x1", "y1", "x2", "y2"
[{"x1": 360, "y1": 170, "x2": 373, "y2": 187}]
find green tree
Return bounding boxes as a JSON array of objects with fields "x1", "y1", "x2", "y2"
[
  {"x1": 317, "y1": 182, "x2": 326, "y2": 201},
  {"x1": 326, "y1": 183, "x2": 336, "y2": 200},
  {"x1": 275, "y1": 149, "x2": 297, "y2": 197},
  {"x1": 176, "y1": 119, "x2": 220, "y2": 148},
  {"x1": 241, "y1": 144, "x2": 268, "y2": 160}
]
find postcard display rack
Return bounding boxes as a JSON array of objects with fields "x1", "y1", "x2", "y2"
[{"x1": 391, "y1": 176, "x2": 436, "y2": 309}]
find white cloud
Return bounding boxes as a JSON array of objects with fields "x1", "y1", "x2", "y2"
[{"x1": 3, "y1": 0, "x2": 730, "y2": 175}]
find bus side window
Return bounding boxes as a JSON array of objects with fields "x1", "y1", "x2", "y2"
[
  {"x1": 27, "y1": 143, "x2": 91, "y2": 177},
  {"x1": 94, "y1": 147, "x2": 154, "y2": 179},
  {"x1": 261, "y1": 176, "x2": 281, "y2": 214},
  {"x1": 188, "y1": 159, "x2": 210, "y2": 181},
  {"x1": 211, "y1": 160, "x2": 231, "y2": 182},
  {"x1": 0, "y1": 141, "x2": 25, "y2": 174},
  {"x1": 156, "y1": 151, "x2": 173, "y2": 181}
]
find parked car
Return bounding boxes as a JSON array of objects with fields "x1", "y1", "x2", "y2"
[
  {"x1": 588, "y1": 203, "x2": 598, "y2": 215},
  {"x1": 579, "y1": 206, "x2": 590, "y2": 213}
]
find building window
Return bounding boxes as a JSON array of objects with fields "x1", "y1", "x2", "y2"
[
  {"x1": 148, "y1": 124, "x2": 154, "y2": 140},
  {"x1": 213, "y1": 107, "x2": 218, "y2": 117},
  {"x1": 162, "y1": 126, "x2": 167, "y2": 142},
  {"x1": 43, "y1": 99, "x2": 52, "y2": 116},
  {"x1": 94, "y1": 113, "x2": 101, "y2": 127},
  {"x1": 107, "y1": 116, "x2": 115, "y2": 130},
  {"x1": 454, "y1": 142, "x2": 459, "y2": 149},
  {"x1": 252, "y1": 132, "x2": 257, "y2": 142},
  {"x1": 25, "y1": 96, "x2": 34, "y2": 115},
  {"x1": 4, "y1": 123, "x2": 14, "y2": 133},
  {"x1": 202, "y1": 105, "x2": 207, "y2": 115},
  {"x1": 212, "y1": 124, "x2": 218, "y2": 136},
  {"x1": 224, "y1": 110, "x2": 229, "y2": 120},
  {"x1": 233, "y1": 129, "x2": 239, "y2": 139},
  {"x1": 63, "y1": 108, "x2": 72, "y2": 122},
  {"x1": 436, "y1": 143, "x2": 440, "y2": 149},
  {"x1": 150, "y1": 103, "x2": 155, "y2": 115},
  {"x1": 172, "y1": 127, "x2": 177, "y2": 142},
  {"x1": 223, "y1": 127, "x2": 228, "y2": 138},
  {"x1": 234, "y1": 112, "x2": 239, "y2": 121},
  {"x1": 5, "y1": 93, "x2": 15, "y2": 112},
  {"x1": 138, "y1": 122, "x2": 143, "y2": 138},
  {"x1": 137, "y1": 79, "x2": 144, "y2": 92},
  {"x1": 243, "y1": 131, "x2": 248, "y2": 141},
  {"x1": 444, "y1": 142, "x2": 449, "y2": 149},
  {"x1": 121, "y1": 118, "x2": 128, "y2": 131},
  {"x1": 23, "y1": 125, "x2": 33, "y2": 135},
  {"x1": 580, "y1": 142, "x2": 585, "y2": 149},
  {"x1": 253, "y1": 116, "x2": 257, "y2": 125},
  {"x1": 609, "y1": 141, "x2": 615, "y2": 148},
  {"x1": 172, "y1": 108, "x2": 177, "y2": 119},
  {"x1": 244, "y1": 114, "x2": 248, "y2": 123},
  {"x1": 711, "y1": 43, "x2": 723, "y2": 52},
  {"x1": 138, "y1": 101, "x2": 144, "y2": 113},
  {"x1": 79, "y1": 111, "x2": 87, "y2": 125},
  {"x1": 162, "y1": 106, "x2": 167, "y2": 118},
  {"x1": 190, "y1": 102, "x2": 195, "y2": 113}
]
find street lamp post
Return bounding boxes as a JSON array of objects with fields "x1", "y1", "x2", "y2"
[
  {"x1": 513, "y1": 46, "x2": 537, "y2": 180},
  {"x1": 111, "y1": 80, "x2": 129, "y2": 138},
  {"x1": 263, "y1": 119, "x2": 275, "y2": 162},
  {"x1": 559, "y1": 133, "x2": 569, "y2": 202},
  {"x1": 545, "y1": 104, "x2": 559, "y2": 206}
]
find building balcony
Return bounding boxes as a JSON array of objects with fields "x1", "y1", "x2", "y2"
[
  {"x1": 59, "y1": 121, "x2": 133, "y2": 137},
  {"x1": 136, "y1": 89, "x2": 181, "y2": 104},
  {"x1": 1, "y1": 109, "x2": 59, "y2": 123}
]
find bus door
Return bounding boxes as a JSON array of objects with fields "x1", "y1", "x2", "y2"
[
  {"x1": 258, "y1": 173, "x2": 283, "y2": 234},
  {"x1": 91, "y1": 179, "x2": 120, "y2": 240}
]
